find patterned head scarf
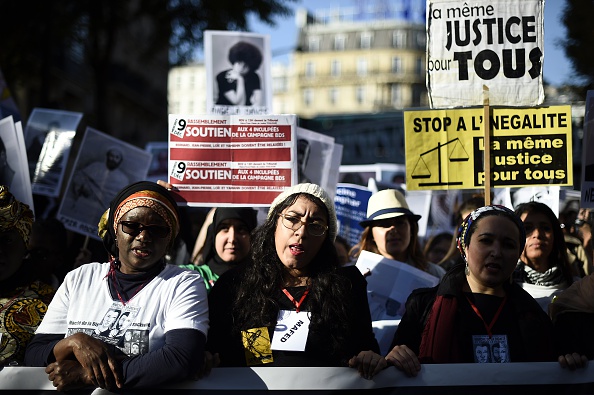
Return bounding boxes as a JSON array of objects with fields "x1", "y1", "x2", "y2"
[
  {"x1": 98, "y1": 181, "x2": 180, "y2": 258},
  {"x1": 0, "y1": 185, "x2": 34, "y2": 245},
  {"x1": 456, "y1": 205, "x2": 526, "y2": 262}
]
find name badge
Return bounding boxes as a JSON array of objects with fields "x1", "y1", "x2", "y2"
[{"x1": 271, "y1": 309, "x2": 310, "y2": 351}]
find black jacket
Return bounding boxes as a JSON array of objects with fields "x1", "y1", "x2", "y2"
[
  {"x1": 391, "y1": 264, "x2": 556, "y2": 362},
  {"x1": 207, "y1": 264, "x2": 379, "y2": 367}
]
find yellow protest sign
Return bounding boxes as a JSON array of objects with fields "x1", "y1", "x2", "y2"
[{"x1": 404, "y1": 106, "x2": 572, "y2": 190}]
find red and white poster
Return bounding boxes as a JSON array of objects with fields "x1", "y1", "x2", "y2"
[{"x1": 168, "y1": 114, "x2": 297, "y2": 206}]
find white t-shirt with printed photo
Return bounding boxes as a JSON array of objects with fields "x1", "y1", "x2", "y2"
[{"x1": 36, "y1": 262, "x2": 209, "y2": 356}]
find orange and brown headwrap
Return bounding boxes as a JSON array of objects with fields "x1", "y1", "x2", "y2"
[
  {"x1": 98, "y1": 181, "x2": 180, "y2": 258},
  {"x1": 0, "y1": 185, "x2": 34, "y2": 244},
  {"x1": 112, "y1": 190, "x2": 179, "y2": 237}
]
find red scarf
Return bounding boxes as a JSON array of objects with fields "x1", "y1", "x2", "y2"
[{"x1": 418, "y1": 295, "x2": 461, "y2": 363}]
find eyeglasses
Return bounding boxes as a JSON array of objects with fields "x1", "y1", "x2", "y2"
[
  {"x1": 278, "y1": 214, "x2": 327, "y2": 237},
  {"x1": 119, "y1": 221, "x2": 170, "y2": 238}
]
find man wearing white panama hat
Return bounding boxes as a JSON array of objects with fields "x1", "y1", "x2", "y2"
[{"x1": 353, "y1": 189, "x2": 446, "y2": 279}]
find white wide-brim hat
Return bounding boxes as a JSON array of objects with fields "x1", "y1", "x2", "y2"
[{"x1": 359, "y1": 189, "x2": 421, "y2": 227}]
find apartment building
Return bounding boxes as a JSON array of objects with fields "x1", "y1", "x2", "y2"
[{"x1": 293, "y1": 5, "x2": 427, "y2": 118}]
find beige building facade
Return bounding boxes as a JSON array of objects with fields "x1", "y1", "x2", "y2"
[{"x1": 292, "y1": 8, "x2": 427, "y2": 118}]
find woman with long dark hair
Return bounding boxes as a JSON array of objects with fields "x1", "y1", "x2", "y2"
[{"x1": 206, "y1": 183, "x2": 384, "y2": 379}]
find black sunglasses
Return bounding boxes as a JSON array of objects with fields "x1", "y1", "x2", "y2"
[{"x1": 119, "y1": 221, "x2": 170, "y2": 238}]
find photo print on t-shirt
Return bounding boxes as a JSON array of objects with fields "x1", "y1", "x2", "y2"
[{"x1": 92, "y1": 303, "x2": 140, "y2": 345}]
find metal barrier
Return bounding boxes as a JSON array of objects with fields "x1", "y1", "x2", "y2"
[{"x1": 2, "y1": 363, "x2": 593, "y2": 394}]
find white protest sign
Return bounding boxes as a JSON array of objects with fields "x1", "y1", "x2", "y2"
[
  {"x1": 355, "y1": 250, "x2": 440, "y2": 354},
  {"x1": 296, "y1": 127, "x2": 341, "y2": 198},
  {"x1": 57, "y1": 128, "x2": 152, "y2": 239},
  {"x1": 24, "y1": 108, "x2": 83, "y2": 197},
  {"x1": 426, "y1": 0, "x2": 544, "y2": 108},
  {"x1": 0, "y1": 117, "x2": 33, "y2": 210}
]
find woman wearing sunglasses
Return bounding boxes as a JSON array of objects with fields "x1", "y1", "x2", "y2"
[
  {"x1": 205, "y1": 183, "x2": 385, "y2": 379},
  {"x1": 25, "y1": 181, "x2": 209, "y2": 391}
]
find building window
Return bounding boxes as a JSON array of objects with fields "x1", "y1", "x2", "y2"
[
  {"x1": 391, "y1": 84, "x2": 402, "y2": 107},
  {"x1": 305, "y1": 61, "x2": 315, "y2": 78},
  {"x1": 375, "y1": 139, "x2": 387, "y2": 158},
  {"x1": 329, "y1": 88, "x2": 338, "y2": 105},
  {"x1": 357, "y1": 58, "x2": 368, "y2": 76},
  {"x1": 356, "y1": 86, "x2": 365, "y2": 104},
  {"x1": 176, "y1": 75, "x2": 182, "y2": 89},
  {"x1": 308, "y1": 37, "x2": 320, "y2": 52},
  {"x1": 303, "y1": 89, "x2": 313, "y2": 106},
  {"x1": 360, "y1": 32, "x2": 373, "y2": 49},
  {"x1": 189, "y1": 74, "x2": 195, "y2": 89},
  {"x1": 392, "y1": 57, "x2": 402, "y2": 73},
  {"x1": 416, "y1": 31, "x2": 426, "y2": 49},
  {"x1": 334, "y1": 35, "x2": 346, "y2": 50},
  {"x1": 331, "y1": 60, "x2": 341, "y2": 77},
  {"x1": 393, "y1": 30, "x2": 407, "y2": 48},
  {"x1": 273, "y1": 76, "x2": 287, "y2": 93},
  {"x1": 415, "y1": 57, "x2": 424, "y2": 75},
  {"x1": 412, "y1": 84, "x2": 424, "y2": 107}
]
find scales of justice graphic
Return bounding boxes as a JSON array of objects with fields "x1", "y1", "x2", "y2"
[{"x1": 411, "y1": 138, "x2": 470, "y2": 187}]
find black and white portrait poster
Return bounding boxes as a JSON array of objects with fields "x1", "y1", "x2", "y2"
[
  {"x1": 295, "y1": 127, "x2": 342, "y2": 199},
  {"x1": 23, "y1": 108, "x2": 83, "y2": 197},
  {"x1": 57, "y1": 127, "x2": 152, "y2": 239},
  {"x1": 0, "y1": 116, "x2": 33, "y2": 210},
  {"x1": 145, "y1": 141, "x2": 169, "y2": 183},
  {"x1": 205, "y1": 30, "x2": 271, "y2": 116}
]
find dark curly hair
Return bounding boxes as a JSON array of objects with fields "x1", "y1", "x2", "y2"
[
  {"x1": 228, "y1": 41, "x2": 263, "y2": 72},
  {"x1": 232, "y1": 193, "x2": 350, "y2": 354}
]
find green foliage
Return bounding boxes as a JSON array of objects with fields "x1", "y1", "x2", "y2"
[
  {"x1": 0, "y1": 0, "x2": 296, "y2": 87},
  {"x1": 560, "y1": 0, "x2": 594, "y2": 90}
]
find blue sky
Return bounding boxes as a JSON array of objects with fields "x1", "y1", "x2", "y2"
[{"x1": 244, "y1": 0, "x2": 572, "y2": 87}]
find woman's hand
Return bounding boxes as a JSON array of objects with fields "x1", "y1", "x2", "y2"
[
  {"x1": 348, "y1": 350, "x2": 387, "y2": 380},
  {"x1": 53, "y1": 332, "x2": 123, "y2": 390},
  {"x1": 385, "y1": 344, "x2": 421, "y2": 377},
  {"x1": 225, "y1": 69, "x2": 242, "y2": 82},
  {"x1": 193, "y1": 351, "x2": 220, "y2": 379},
  {"x1": 558, "y1": 353, "x2": 588, "y2": 370},
  {"x1": 46, "y1": 360, "x2": 95, "y2": 392},
  {"x1": 156, "y1": 180, "x2": 176, "y2": 191}
]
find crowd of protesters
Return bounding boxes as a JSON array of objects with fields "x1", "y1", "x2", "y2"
[{"x1": 1, "y1": 179, "x2": 594, "y2": 391}]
